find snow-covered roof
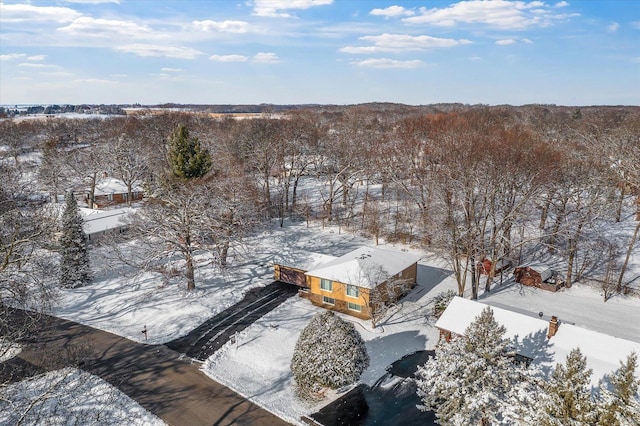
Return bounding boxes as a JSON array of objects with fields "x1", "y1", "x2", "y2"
[
  {"x1": 305, "y1": 247, "x2": 421, "y2": 289},
  {"x1": 93, "y1": 177, "x2": 143, "y2": 196},
  {"x1": 82, "y1": 207, "x2": 133, "y2": 235},
  {"x1": 273, "y1": 251, "x2": 338, "y2": 271},
  {"x1": 436, "y1": 297, "x2": 640, "y2": 386}
]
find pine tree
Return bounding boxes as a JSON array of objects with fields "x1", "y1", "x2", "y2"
[
  {"x1": 59, "y1": 192, "x2": 91, "y2": 288},
  {"x1": 597, "y1": 352, "x2": 640, "y2": 426},
  {"x1": 416, "y1": 306, "x2": 528, "y2": 425},
  {"x1": 538, "y1": 347, "x2": 596, "y2": 425},
  {"x1": 290, "y1": 311, "x2": 369, "y2": 400},
  {"x1": 167, "y1": 125, "x2": 212, "y2": 180}
]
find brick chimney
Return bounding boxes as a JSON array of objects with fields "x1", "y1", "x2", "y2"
[{"x1": 547, "y1": 316, "x2": 559, "y2": 339}]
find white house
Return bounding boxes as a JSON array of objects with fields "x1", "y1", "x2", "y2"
[
  {"x1": 436, "y1": 296, "x2": 640, "y2": 387},
  {"x1": 81, "y1": 207, "x2": 133, "y2": 242}
]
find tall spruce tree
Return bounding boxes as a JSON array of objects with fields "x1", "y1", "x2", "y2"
[
  {"x1": 538, "y1": 348, "x2": 596, "y2": 425},
  {"x1": 167, "y1": 125, "x2": 212, "y2": 180},
  {"x1": 597, "y1": 352, "x2": 640, "y2": 426},
  {"x1": 290, "y1": 311, "x2": 369, "y2": 400},
  {"x1": 416, "y1": 306, "x2": 529, "y2": 425},
  {"x1": 59, "y1": 192, "x2": 91, "y2": 288}
]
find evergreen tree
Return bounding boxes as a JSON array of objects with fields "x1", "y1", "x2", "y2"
[
  {"x1": 290, "y1": 311, "x2": 369, "y2": 400},
  {"x1": 416, "y1": 306, "x2": 528, "y2": 425},
  {"x1": 59, "y1": 192, "x2": 91, "y2": 288},
  {"x1": 167, "y1": 125, "x2": 212, "y2": 180},
  {"x1": 538, "y1": 348, "x2": 596, "y2": 425},
  {"x1": 597, "y1": 352, "x2": 640, "y2": 426}
]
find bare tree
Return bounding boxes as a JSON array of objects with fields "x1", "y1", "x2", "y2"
[{"x1": 109, "y1": 134, "x2": 149, "y2": 206}]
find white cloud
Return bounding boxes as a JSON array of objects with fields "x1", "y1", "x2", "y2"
[
  {"x1": 161, "y1": 68, "x2": 182, "y2": 72},
  {"x1": 63, "y1": 0, "x2": 120, "y2": 3},
  {"x1": 632, "y1": 57, "x2": 640, "y2": 64},
  {"x1": 496, "y1": 39, "x2": 516, "y2": 45},
  {"x1": 370, "y1": 5, "x2": 414, "y2": 18},
  {"x1": 521, "y1": 38, "x2": 533, "y2": 44},
  {"x1": 607, "y1": 21, "x2": 620, "y2": 33},
  {"x1": 469, "y1": 56, "x2": 483, "y2": 61},
  {"x1": 253, "y1": 52, "x2": 279, "y2": 63},
  {"x1": 340, "y1": 33, "x2": 472, "y2": 54},
  {"x1": 57, "y1": 17, "x2": 155, "y2": 39},
  {"x1": 632, "y1": 21, "x2": 640, "y2": 30},
  {"x1": 193, "y1": 20, "x2": 250, "y2": 33},
  {"x1": 554, "y1": 1, "x2": 569, "y2": 7},
  {"x1": 351, "y1": 58, "x2": 423, "y2": 69},
  {"x1": 18, "y1": 63, "x2": 60, "y2": 69},
  {"x1": 252, "y1": 0, "x2": 333, "y2": 18},
  {"x1": 27, "y1": 55, "x2": 47, "y2": 61},
  {"x1": 0, "y1": 53, "x2": 26, "y2": 60},
  {"x1": 110, "y1": 74, "x2": 128, "y2": 78},
  {"x1": 209, "y1": 54, "x2": 249, "y2": 62},
  {"x1": 73, "y1": 78, "x2": 117, "y2": 84},
  {"x1": 39, "y1": 71, "x2": 74, "y2": 77},
  {"x1": 114, "y1": 44, "x2": 203, "y2": 59},
  {"x1": 0, "y1": 3, "x2": 82, "y2": 23},
  {"x1": 403, "y1": 0, "x2": 579, "y2": 29}
]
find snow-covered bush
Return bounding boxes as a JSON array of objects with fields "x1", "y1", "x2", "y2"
[
  {"x1": 416, "y1": 306, "x2": 533, "y2": 425},
  {"x1": 537, "y1": 348, "x2": 596, "y2": 425},
  {"x1": 290, "y1": 310, "x2": 369, "y2": 400},
  {"x1": 596, "y1": 352, "x2": 640, "y2": 426},
  {"x1": 432, "y1": 289, "x2": 456, "y2": 318}
]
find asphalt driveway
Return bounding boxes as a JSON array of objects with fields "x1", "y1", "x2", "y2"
[
  {"x1": 166, "y1": 281, "x2": 298, "y2": 360},
  {"x1": 4, "y1": 310, "x2": 290, "y2": 426}
]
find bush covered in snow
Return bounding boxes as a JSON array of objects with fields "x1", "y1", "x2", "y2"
[
  {"x1": 432, "y1": 289, "x2": 456, "y2": 318},
  {"x1": 290, "y1": 310, "x2": 369, "y2": 400},
  {"x1": 416, "y1": 306, "x2": 534, "y2": 425}
]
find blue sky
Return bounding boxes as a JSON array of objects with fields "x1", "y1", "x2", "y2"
[{"x1": 0, "y1": 0, "x2": 638, "y2": 105}]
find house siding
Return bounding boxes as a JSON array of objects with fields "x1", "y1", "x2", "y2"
[
  {"x1": 307, "y1": 275, "x2": 372, "y2": 320},
  {"x1": 306, "y1": 262, "x2": 418, "y2": 320},
  {"x1": 88, "y1": 191, "x2": 144, "y2": 209}
]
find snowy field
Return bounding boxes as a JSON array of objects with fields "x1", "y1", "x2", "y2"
[
  {"x1": 0, "y1": 368, "x2": 164, "y2": 425},
  {"x1": 14, "y1": 206, "x2": 640, "y2": 424}
]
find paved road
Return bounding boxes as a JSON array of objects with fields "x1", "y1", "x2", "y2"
[
  {"x1": 5, "y1": 311, "x2": 290, "y2": 426},
  {"x1": 166, "y1": 281, "x2": 298, "y2": 361}
]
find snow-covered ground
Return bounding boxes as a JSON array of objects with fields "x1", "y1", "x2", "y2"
[
  {"x1": 0, "y1": 368, "x2": 165, "y2": 425},
  {"x1": 15, "y1": 212, "x2": 640, "y2": 424},
  {"x1": 0, "y1": 339, "x2": 21, "y2": 362}
]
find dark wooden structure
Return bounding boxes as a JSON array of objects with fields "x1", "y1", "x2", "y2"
[
  {"x1": 477, "y1": 258, "x2": 512, "y2": 277},
  {"x1": 274, "y1": 264, "x2": 308, "y2": 288},
  {"x1": 513, "y1": 265, "x2": 565, "y2": 292}
]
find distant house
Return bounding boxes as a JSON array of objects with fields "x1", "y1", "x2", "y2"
[
  {"x1": 513, "y1": 264, "x2": 565, "y2": 292},
  {"x1": 276, "y1": 247, "x2": 421, "y2": 320},
  {"x1": 436, "y1": 297, "x2": 640, "y2": 387},
  {"x1": 81, "y1": 207, "x2": 133, "y2": 243},
  {"x1": 86, "y1": 177, "x2": 144, "y2": 209}
]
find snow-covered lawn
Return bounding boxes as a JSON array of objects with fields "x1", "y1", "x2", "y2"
[
  {"x1": 0, "y1": 368, "x2": 165, "y2": 426},
  {"x1": 0, "y1": 339, "x2": 21, "y2": 363},
  {"x1": 24, "y1": 216, "x2": 640, "y2": 424}
]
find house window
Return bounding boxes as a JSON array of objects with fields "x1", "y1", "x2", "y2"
[
  {"x1": 348, "y1": 302, "x2": 361, "y2": 312},
  {"x1": 107, "y1": 194, "x2": 113, "y2": 201},
  {"x1": 320, "y1": 279, "x2": 332, "y2": 292},
  {"x1": 322, "y1": 296, "x2": 335, "y2": 305},
  {"x1": 346, "y1": 285, "x2": 359, "y2": 298}
]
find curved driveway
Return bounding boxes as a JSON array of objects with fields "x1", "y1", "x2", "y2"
[{"x1": 8, "y1": 311, "x2": 290, "y2": 426}]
